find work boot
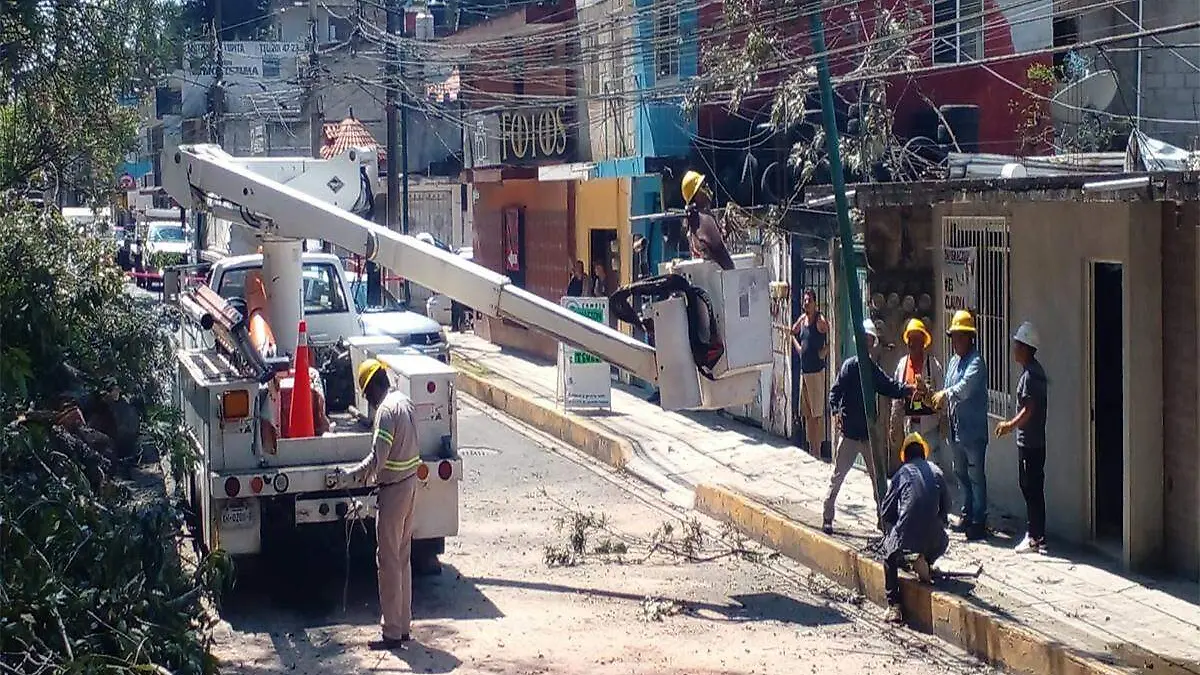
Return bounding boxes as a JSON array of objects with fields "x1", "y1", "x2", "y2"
[
  {"x1": 965, "y1": 524, "x2": 988, "y2": 542},
  {"x1": 884, "y1": 605, "x2": 904, "y2": 625},
  {"x1": 822, "y1": 522, "x2": 833, "y2": 535}
]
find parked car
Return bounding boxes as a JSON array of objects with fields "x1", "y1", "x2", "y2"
[
  {"x1": 424, "y1": 241, "x2": 476, "y2": 332},
  {"x1": 136, "y1": 221, "x2": 190, "y2": 289},
  {"x1": 347, "y1": 272, "x2": 449, "y2": 363}
]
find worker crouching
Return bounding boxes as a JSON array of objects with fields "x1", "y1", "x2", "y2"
[
  {"x1": 880, "y1": 432, "x2": 950, "y2": 625},
  {"x1": 339, "y1": 358, "x2": 422, "y2": 649}
]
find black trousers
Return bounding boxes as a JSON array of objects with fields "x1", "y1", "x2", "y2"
[
  {"x1": 1018, "y1": 445, "x2": 1047, "y2": 541},
  {"x1": 884, "y1": 551, "x2": 905, "y2": 605}
]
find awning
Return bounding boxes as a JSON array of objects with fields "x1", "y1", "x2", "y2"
[{"x1": 537, "y1": 162, "x2": 594, "y2": 182}]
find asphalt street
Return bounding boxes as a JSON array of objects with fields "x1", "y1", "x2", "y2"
[{"x1": 209, "y1": 396, "x2": 993, "y2": 675}]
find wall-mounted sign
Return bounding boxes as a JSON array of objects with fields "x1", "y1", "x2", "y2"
[
  {"x1": 465, "y1": 106, "x2": 575, "y2": 168},
  {"x1": 943, "y1": 246, "x2": 977, "y2": 312},
  {"x1": 499, "y1": 107, "x2": 568, "y2": 161}
]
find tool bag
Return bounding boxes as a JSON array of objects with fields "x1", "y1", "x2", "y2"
[{"x1": 609, "y1": 274, "x2": 725, "y2": 379}]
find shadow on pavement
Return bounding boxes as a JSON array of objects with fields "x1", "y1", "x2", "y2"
[{"x1": 471, "y1": 576, "x2": 847, "y2": 627}]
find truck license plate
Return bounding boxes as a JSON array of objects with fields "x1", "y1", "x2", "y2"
[{"x1": 221, "y1": 504, "x2": 251, "y2": 528}]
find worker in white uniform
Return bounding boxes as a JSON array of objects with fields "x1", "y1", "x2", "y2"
[{"x1": 341, "y1": 358, "x2": 421, "y2": 648}]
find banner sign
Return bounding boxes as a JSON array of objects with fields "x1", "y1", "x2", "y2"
[
  {"x1": 557, "y1": 296, "x2": 611, "y2": 410},
  {"x1": 943, "y1": 247, "x2": 978, "y2": 312}
]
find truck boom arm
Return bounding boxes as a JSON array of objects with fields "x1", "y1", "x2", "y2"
[{"x1": 163, "y1": 145, "x2": 658, "y2": 381}]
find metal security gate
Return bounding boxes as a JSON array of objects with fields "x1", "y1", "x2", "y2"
[{"x1": 941, "y1": 216, "x2": 1014, "y2": 419}]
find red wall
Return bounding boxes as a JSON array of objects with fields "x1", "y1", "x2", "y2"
[{"x1": 696, "y1": 0, "x2": 1049, "y2": 155}]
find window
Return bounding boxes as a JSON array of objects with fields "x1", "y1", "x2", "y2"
[
  {"x1": 653, "y1": 1, "x2": 679, "y2": 80},
  {"x1": 933, "y1": 0, "x2": 983, "y2": 64},
  {"x1": 328, "y1": 16, "x2": 353, "y2": 42},
  {"x1": 941, "y1": 216, "x2": 1013, "y2": 418},
  {"x1": 218, "y1": 262, "x2": 349, "y2": 315},
  {"x1": 583, "y1": 34, "x2": 601, "y2": 94}
]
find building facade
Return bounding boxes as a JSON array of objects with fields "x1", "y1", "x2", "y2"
[{"x1": 851, "y1": 175, "x2": 1199, "y2": 579}]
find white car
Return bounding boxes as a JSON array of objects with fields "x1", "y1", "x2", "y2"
[
  {"x1": 137, "y1": 221, "x2": 190, "y2": 288},
  {"x1": 425, "y1": 243, "x2": 475, "y2": 331},
  {"x1": 348, "y1": 273, "x2": 449, "y2": 363}
]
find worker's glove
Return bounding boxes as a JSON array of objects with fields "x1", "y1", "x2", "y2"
[{"x1": 930, "y1": 390, "x2": 948, "y2": 410}]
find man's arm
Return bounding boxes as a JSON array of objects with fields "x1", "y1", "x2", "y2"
[
  {"x1": 942, "y1": 353, "x2": 986, "y2": 403},
  {"x1": 829, "y1": 361, "x2": 849, "y2": 414},
  {"x1": 349, "y1": 405, "x2": 394, "y2": 484},
  {"x1": 997, "y1": 375, "x2": 1038, "y2": 437},
  {"x1": 816, "y1": 314, "x2": 829, "y2": 333},
  {"x1": 871, "y1": 359, "x2": 914, "y2": 400},
  {"x1": 879, "y1": 469, "x2": 904, "y2": 525}
]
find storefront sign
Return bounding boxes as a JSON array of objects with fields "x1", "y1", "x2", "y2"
[
  {"x1": 943, "y1": 247, "x2": 977, "y2": 312},
  {"x1": 500, "y1": 107, "x2": 568, "y2": 161},
  {"x1": 557, "y1": 297, "x2": 611, "y2": 409},
  {"x1": 465, "y1": 107, "x2": 575, "y2": 168}
]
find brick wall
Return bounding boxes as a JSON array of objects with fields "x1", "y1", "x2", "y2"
[{"x1": 1161, "y1": 201, "x2": 1199, "y2": 579}]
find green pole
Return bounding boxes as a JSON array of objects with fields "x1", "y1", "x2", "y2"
[{"x1": 807, "y1": 1, "x2": 886, "y2": 512}]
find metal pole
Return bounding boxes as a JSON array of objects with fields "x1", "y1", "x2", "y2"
[
  {"x1": 399, "y1": 31, "x2": 412, "y2": 305},
  {"x1": 807, "y1": 1, "x2": 885, "y2": 510},
  {"x1": 376, "y1": 0, "x2": 401, "y2": 308},
  {"x1": 209, "y1": 0, "x2": 224, "y2": 146},
  {"x1": 307, "y1": 0, "x2": 322, "y2": 158}
]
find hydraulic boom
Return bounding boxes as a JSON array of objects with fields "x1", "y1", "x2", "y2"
[{"x1": 162, "y1": 144, "x2": 771, "y2": 410}]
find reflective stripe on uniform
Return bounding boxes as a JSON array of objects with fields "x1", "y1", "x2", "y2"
[
  {"x1": 384, "y1": 456, "x2": 421, "y2": 473},
  {"x1": 374, "y1": 427, "x2": 395, "y2": 446}
]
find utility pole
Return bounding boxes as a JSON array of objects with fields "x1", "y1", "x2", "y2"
[
  {"x1": 307, "y1": 0, "x2": 322, "y2": 158},
  {"x1": 376, "y1": 0, "x2": 403, "y2": 308},
  {"x1": 806, "y1": 1, "x2": 884, "y2": 510},
  {"x1": 208, "y1": 0, "x2": 225, "y2": 146}
]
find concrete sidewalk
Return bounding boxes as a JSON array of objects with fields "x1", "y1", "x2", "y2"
[{"x1": 449, "y1": 333, "x2": 1200, "y2": 675}]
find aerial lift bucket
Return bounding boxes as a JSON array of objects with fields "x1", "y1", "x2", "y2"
[{"x1": 287, "y1": 320, "x2": 316, "y2": 438}]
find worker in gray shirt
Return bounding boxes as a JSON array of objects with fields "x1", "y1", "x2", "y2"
[{"x1": 995, "y1": 321, "x2": 1048, "y2": 554}]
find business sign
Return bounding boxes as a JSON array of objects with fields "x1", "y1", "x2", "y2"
[
  {"x1": 557, "y1": 297, "x2": 611, "y2": 410},
  {"x1": 180, "y1": 41, "x2": 303, "y2": 119},
  {"x1": 943, "y1": 246, "x2": 978, "y2": 312},
  {"x1": 465, "y1": 106, "x2": 575, "y2": 168}
]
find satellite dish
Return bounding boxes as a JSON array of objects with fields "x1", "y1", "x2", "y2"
[{"x1": 1050, "y1": 70, "x2": 1119, "y2": 125}]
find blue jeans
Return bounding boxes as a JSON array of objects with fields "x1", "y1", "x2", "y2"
[{"x1": 950, "y1": 438, "x2": 988, "y2": 525}]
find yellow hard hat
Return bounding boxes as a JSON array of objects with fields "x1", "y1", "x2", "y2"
[
  {"x1": 903, "y1": 318, "x2": 932, "y2": 349},
  {"x1": 946, "y1": 310, "x2": 976, "y2": 335},
  {"x1": 900, "y1": 432, "x2": 931, "y2": 462},
  {"x1": 357, "y1": 358, "x2": 387, "y2": 392},
  {"x1": 681, "y1": 170, "x2": 706, "y2": 204}
]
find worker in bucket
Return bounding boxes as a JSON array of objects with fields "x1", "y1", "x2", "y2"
[
  {"x1": 680, "y1": 170, "x2": 735, "y2": 271},
  {"x1": 880, "y1": 432, "x2": 951, "y2": 625},
  {"x1": 339, "y1": 358, "x2": 421, "y2": 649}
]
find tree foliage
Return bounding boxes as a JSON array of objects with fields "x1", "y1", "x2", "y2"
[
  {"x1": 685, "y1": 0, "x2": 927, "y2": 207},
  {"x1": 0, "y1": 202, "x2": 226, "y2": 674},
  {"x1": 0, "y1": 0, "x2": 181, "y2": 201}
]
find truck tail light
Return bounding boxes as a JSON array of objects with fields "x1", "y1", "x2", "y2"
[
  {"x1": 427, "y1": 381, "x2": 436, "y2": 394},
  {"x1": 221, "y1": 390, "x2": 250, "y2": 419},
  {"x1": 437, "y1": 461, "x2": 452, "y2": 480},
  {"x1": 250, "y1": 476, "x2": 264, "y2": 494},
  {"x1": 224, "y1": 477, "x2": 241, "y2": 497},
  {"x1": 416, "y1": 463, "x2": 430, "y2": 481}
]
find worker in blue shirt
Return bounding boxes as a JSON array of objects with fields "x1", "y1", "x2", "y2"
[{"x1": 931, "y1": 310, "x2": 990, "y2": 541}]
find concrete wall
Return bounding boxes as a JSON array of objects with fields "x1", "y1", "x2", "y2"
[
  {"x1": 1068, "y1": 0, "x2": 1200, "y2": 150},
  {"x1": 578, "y1": 0, "x2": 636, "y2": 161},
  {"x1": 1162, "y1": 201, "x2": 1200, "y2": 579},
  {"x1": 933, "y1": 200, "x2": 1164, "y2": 571}
]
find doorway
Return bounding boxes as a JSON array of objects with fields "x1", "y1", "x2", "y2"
[
  {"x1": 1089, "y1": 261, "x2": 1124, "y2": 543},
  {"x1": 589, "y1": 229, "x2": 618, "y2": 299}
]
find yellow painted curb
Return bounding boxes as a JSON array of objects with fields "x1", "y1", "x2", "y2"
[
  {"x1": 454, "y1": 366, "x2": 633, "y2": 471},
  {"x1": 694, "y1": 484, "x2": 1131, "y2": 675}
]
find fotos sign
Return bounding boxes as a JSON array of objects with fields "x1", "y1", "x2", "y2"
[{"x1": 557, "y1": 297, "x2": 611, "y2": 410}]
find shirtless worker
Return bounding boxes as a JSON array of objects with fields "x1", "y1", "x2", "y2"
[
  {"x1": 680, "y1": 170, "x2": 736, "y2": 271},
  {"x1": 339, "y1": 358, "x2": 422, "y2": 649}
]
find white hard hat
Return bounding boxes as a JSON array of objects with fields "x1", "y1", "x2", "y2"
[
  {"x1": 1013, "y1": 321, "x2": 1040, "y2": 349},
  {"x1": 862, "y1": 318, "x2": 880, "y2": 339}
]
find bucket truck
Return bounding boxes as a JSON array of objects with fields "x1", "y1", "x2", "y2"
[{"x1": 160, "y1": 143, "x2": 772, "y2": 568}]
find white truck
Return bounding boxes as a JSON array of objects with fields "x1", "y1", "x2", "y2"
[{"x1": 160, "y1": 143, "x2": 772, "y2": 573}]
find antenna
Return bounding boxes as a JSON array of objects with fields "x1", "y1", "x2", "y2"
[{"x1": 1050, "y1": 69, "x2": 1119, "y2": 126}]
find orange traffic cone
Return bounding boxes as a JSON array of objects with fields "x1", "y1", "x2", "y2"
[{"x1": 288, "y1": 320, "x2": 316, "y2": 438}]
